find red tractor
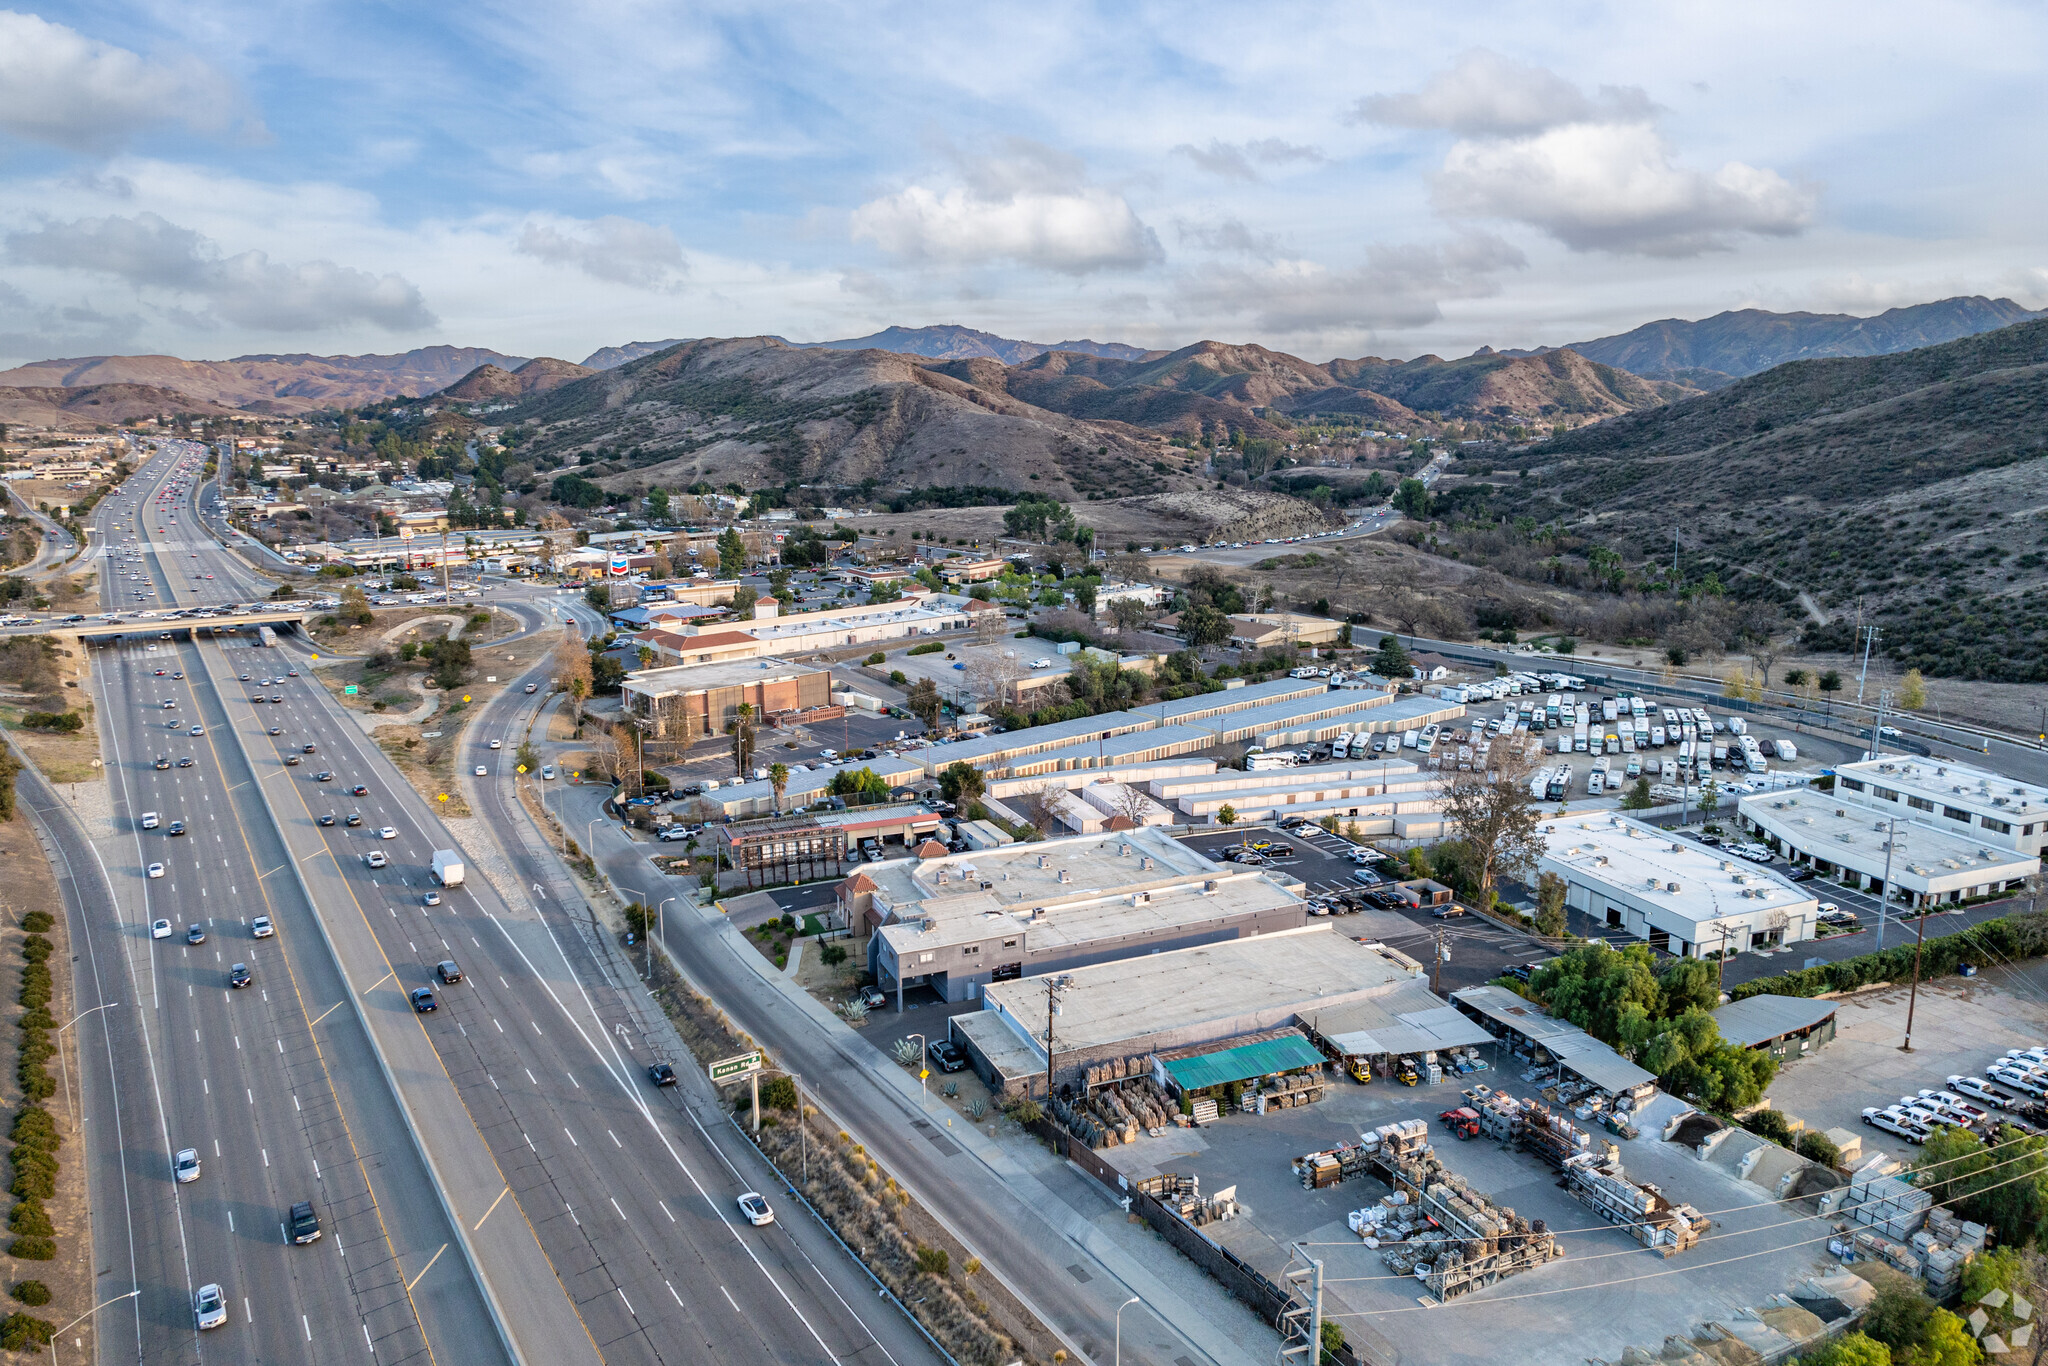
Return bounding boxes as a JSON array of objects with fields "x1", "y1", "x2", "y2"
[{"x1": 1439, "y1": 1106, "x2": 1481, "y2": 1140}]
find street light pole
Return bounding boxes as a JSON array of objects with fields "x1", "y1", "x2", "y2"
[
  {"x1": 1115, "y1": 1295, "x2": 1142, "y2": 1366},
  {"x1": 56, "y1": 1000, "x2": 120, "y2": 1125},
  {"x1": 906, "y1": 1033, "x2": 928, "y2": 1111},
  {"x1": 51, "y1": 1288, "x2": 139, "y2": 1366},
  {"x1": 651, "y1": 896, "x2": 677, "y2": 979}
]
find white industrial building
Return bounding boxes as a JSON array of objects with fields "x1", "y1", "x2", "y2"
[
  {"x1": 1536, "y1": 812, "x2": 1820, "y2": 957},
  {"x1": 1737, "y1": 756, "x2": 2043, "y2": 907}
]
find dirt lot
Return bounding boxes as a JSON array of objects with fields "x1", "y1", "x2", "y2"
[
  {"x1": 0, "y1": 812, "x2": 94, "y2": 1359},
  {"x1": 0, "y1": 637, "x2": 101, "y2": 784},
  {"x1": 847, "y1": 488, "x2": 1343, "y2": 553},
  {"x1": 1765, "y1": 962, "x2": 2048, "y2": 1166}
]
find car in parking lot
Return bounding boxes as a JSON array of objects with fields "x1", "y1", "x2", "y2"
[
  {"x1": 927, "y1": 1038, "x2": 968, "y2": 1072},
  {"x1": 409, "y1": 987, "x2": 436, "y2": 1012},
  {"x1": 736, "y1": 1192, "x2": 774, "y2": 1226}
]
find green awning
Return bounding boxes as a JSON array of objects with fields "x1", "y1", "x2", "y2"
[{"x1": 1163, "y1": 1034, "x2": 1326, "y2": 1092}]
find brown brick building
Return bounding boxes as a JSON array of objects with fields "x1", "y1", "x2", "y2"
[{"x1": 620, "y1": 658, "x2": 832, "y2": 741}]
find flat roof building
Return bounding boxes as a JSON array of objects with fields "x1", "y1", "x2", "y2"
[
  {"x1": 1537, "y1": 812, "x2": 1820, "y2": 957},
  {"x1": 1829, "y1": 756, "x2": 2047, "y2": 858},
  {"x1": 952, "y1": 925, "x2": 1467, "y2": 1096},
  {"x1": 839, "y1": 826, "x2": 1307, "y2": 1010},
  {"x1": 620, "y1": 657, "x2": 832, "y2": 741},
  {"x1": 1738, "y1": 785, "x2": 2039, "y2": 909}
]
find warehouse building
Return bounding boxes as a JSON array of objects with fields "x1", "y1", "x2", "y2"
[
  {"x1": 621, "y1": 658, "x2": 834, "y2": 741},
  {"x1": 949, "y1": 925, "x2": 1474, "y2": 1097},
  {"x1": 840, "y1": 826, "x2": 1308, "y2": 1010},
  {"x1": 1450, "y1": 985, "x2": 1658, "y2": 1103},
  {"x1": 1738, "y1": 757, "x2": 2045, "y2": 907},
  {"x1": 688, "y1": 754, "x2": 925, "y2": 817},
  {"x1": 1711, "y1": 995, "x2": 1838, "y2": 1062},
  {"x1": 1536, "y1": 812, "x2": 1820, "y2": 957}
]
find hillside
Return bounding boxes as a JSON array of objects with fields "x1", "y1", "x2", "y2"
[
  {"x1": 440, "y1": 357, "x2": 596, "y2": 401},
  {"x1": 0, "y1": 382, "x2": 240, "y2": 429},
  {"x1": 507, "y1": 337, "x2": 1186, "y2": 500},
  {"x1": 581, "y1": 339, "x2": 693, "y2": 369},
  {"x1": 791, "y1": 324, "x2": 1154, "y2": 364},
  {"x1": 0, "y1": 346, "x2": 528, "y2": 413},
  {"x1": 1554, "y1": 296, "x2": 2042, "y2": 385},
  {"x1": 1483, "y1": 318, "x2": 2048, "y2": 681}
]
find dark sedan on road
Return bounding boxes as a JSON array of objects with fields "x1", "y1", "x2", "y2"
[
  {"x1": 409, "y1": 988, "x2": 437, "y2": 1013},
  {"x1": 313, "y1": 770, "x2": 333, "y2": 782}
]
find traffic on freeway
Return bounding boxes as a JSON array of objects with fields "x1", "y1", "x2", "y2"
[{"x1": 60, "y1": 437, "x2": 937, "y2": 1366}]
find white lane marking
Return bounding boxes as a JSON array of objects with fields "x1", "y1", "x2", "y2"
[
  {"x1": 610, "y1": 1196, "x2": 625, "y2": 1221},
  {"x1": 720, "y1": 1285, "x2": 740, "y2": 1313},
  {"x1": 659, "y1": 1199, "x2": 674, "y2": 1222}
]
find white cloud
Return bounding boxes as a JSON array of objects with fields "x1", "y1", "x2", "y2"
[
  {"x1": 1172, "y1": 138, "x2": 1325, "y2": 181},
  {"x1": 851, "y1": 139, "x2": 1161, "y2": 274},
  {"x1": 1176, "y1": 218, "x2": 1280, "y2": 256},
  {"x1": 1433, "y1": 122, "x2": 1814, "y2": 257},
  {"x1": 516, "y1": 215, "x2": 688, "y2": 290},
  {"x1": 1354, "y1": 49, "x2": 1653, "y2": 137},
  {"x1": 0, "y1": 11, "x2": 256, "y2": 151},
  {"x1": 1175, "y1": 234, "x2": 1526, "y2": 334},
  {"x1": 1362, "y1": 51, "x2": 1814, "y2": 257},
  {"x1": 5, "y1": 212, "x2": 435, "y2": 332}
]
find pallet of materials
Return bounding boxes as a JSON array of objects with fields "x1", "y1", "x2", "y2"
[
  {"x1": 1561, "y1": 1150, "x2": 1708, "y2": 1256},
  {"x1": 1374, "y1": 1144, "x2": 1561, "y2": 1300}
]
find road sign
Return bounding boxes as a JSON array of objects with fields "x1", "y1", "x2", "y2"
[
  {"x1": 709, "y1": 1051, "x2": 763, "y2": 1083},
  {"x1": 343, "y1": 684, "x2": 358, "y2": 695}
]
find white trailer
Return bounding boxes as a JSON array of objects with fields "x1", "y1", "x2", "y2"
[{"x1": 430, "y1": 850, "x2": 466, "y2": 887}]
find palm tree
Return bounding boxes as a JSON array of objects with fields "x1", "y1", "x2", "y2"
[{"x1": 768, "y1": 762, "x2": 789, "y2": 813}]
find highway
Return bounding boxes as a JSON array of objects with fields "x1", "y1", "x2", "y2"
[
  {"x1": 80, "y1": 437, "x2": 940, "y2": 1366},
  {"x1": 62, "y1": 441, "x2": 508, "y2": 1365}
]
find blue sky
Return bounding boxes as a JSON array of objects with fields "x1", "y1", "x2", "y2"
[{"x1": 1, "y1": 1, "x2": 2043, "y2": 367}]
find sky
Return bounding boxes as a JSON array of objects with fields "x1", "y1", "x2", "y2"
[{"x1": 1, "y1": 2, "x2": 2044, "y2": 369}]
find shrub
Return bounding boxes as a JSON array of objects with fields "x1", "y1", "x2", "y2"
[
  {"x1": 8, "y1": 1281, "x2": 47, "y2": 1306},
  {"x1": 5, "y1": 1238, "x2": 52, "y2": 1262},
  {"x1": 1798, "y1": 1131, "x2": 1842, "y2": 1168},
  {"x1": 1744, "y1": 1109, "x2": 1795, "y2": 1147},
  {"x1": 888, "y1": 670, "x2": 906, "y2": 685},
  {"x1": 0, "y1": 1312, "x2": 52, "y2": 1348},
  {"x1": 820, "y1": 943, "x2": 847, "y2": 967},
  {"x1": 906, "y1": 641, "x2": 944, "y2": 656},
  {"x1": 18, "y1": 712, "x2": 82, "y2": 732},
  {"x1": 914, "y1": 1246, "x2": 950, "y2": 1277},
  {"x1": 865, "y1": 652, "x2": 886, "y2": 665},
  {"x1": 7, "y1": 1202, "x2": 50, "y2": 1237},
  {"x1": 759, "y1": 1075, "x2": 798, "y2": 1111},
  {"x1": 17, "y1": 912, "x2": 50, "y2": 934},
  {"x1": 9, "y1": 1110, "x2": 56, "y2": 1153},
  {"x1": 19, "y1": 936, "x2": 50, "y2": 965}
]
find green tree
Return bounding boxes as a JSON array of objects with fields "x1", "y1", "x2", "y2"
[
  {"x1": 1181, "y1": 604, "x2": 1231, "y2": 650},
  {"x1": 426, "y1": 637, "x2": 472, "y2": 690},
  {"x1": 728, "y1": 585, "x2": 758, "y2": 620},
  {"x1": 1659, "y1": 957, "x2": 1722, "y2": 1015},
  {"x1": 1699, "y1": 778, "x2": 1721, "y2": 819},
  {"x1": 1535, "y1": 871, "x2": 1569, "y2": 938},
  {"x1": 767, "y1": 762, "x2": 789, "y2": 814},
  {"x1": 828, "y1": 766, "x2": 892, "y2": 804},
  {"x1": 1216, "y1": 804, "x2": 1238, "y2": 825},
  {"x1": 1899, "y1": 668, "x2": 1927, "y2": 711},
  {"x1": 1914, "y1": 1125, "x2": 2048, "y2": 1248},
  {"x1": 905, "y1": 678, "x2": 943, "y2": 732},
  {"x1": 1072, "y1": 580, "x2": 1097, "y2": 614},
  {"x1": 1393, "y1": 477, "x2": 1431, "y2": 519},
  {"x1": 1373, "y1": 635, "x2": 1412, "y2": 679},
  {"x1": 938, "y1": 762, "x2": 985, "y2": 806},
  {"x1": 1802, "y1": 1331, "x2": 1892, "y2": 1366},
  {"x1": 716, "y1": 527, "x2": 747, "y2": 578},
  {"x1": 1620, "y1": 776, "x2": 1654, "y2": 809}
]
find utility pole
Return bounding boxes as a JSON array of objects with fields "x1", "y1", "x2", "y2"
[
  {"x1": 1900, "y1": 895, "x2": 1931, "y2": 1053},
  {"x1": 1856, "y1": 626, "x2": 1881, "y2": 707},
  {"x1": 1869, "y1": 688, "x2": 1893, "y2": 761},
  {"x1": 1713, "y1": 924, "x2": 1734, "y2": 994},
  {"x1": 1043, "y1": 974, "x2": 1072, "y2": 1107},
  {"x1": 1278, "y1": 1243, "x2": 1324, "y2": 1366},
  {"x1": 1432, "y1": 924, "x2": 1447, "y2": 994},
  {"x1": 1875, "y1": 815, "x2": 1902, "y2": 952}
]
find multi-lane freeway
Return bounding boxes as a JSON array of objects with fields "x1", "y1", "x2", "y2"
[{"x1": 56, "y1": 440, "x2": 939, "y2": 1365}]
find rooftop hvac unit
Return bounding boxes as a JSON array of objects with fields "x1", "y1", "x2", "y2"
[
  {"x1": 1670, "y1": 843, "x2": 1684, "y2": 853},
  {"x1": 1119, "y1": 843, "x2": 1131, "y2": 857},
  {"x1": 1057, "y1": 869, "x2": 1070, "y2": 883},
  {"x1": 1140, "y1": 857, "x2": 1154, "y2": 870},
  {"x1": 935, "y1": 870, "x2": 949, "y2": 884},
  {"x1": 1666, "y1": 881, "x2": 1681, "y2": 893},
  {"x1": 1836, "y1": 809, "x2": 1848, "y2": 817},
  {"x1": 1980, "y1": 849, "x2": 1994, "y2": 859},
  {"x1": 1037, "y1": 854, "x2": 1049, "y2": 868},
  {"x1": 920, "y1": 917, "x2": 937, "y2": 933},
  {"x1": 1594, "y1": 855, "x2": 1608, "y2": 866},
  {"x1": 1030, "y1": 906, "x2": 1046, "y2": 921},
  {"x1": 1645, "y1": 877, "x2": 1660, "y2": 889},
  {"x1": 1203, "y1": 879, "x2": 1219, "y2": 893}
]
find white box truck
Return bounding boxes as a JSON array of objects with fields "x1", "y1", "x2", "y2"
[
  {"x1": 1773, "y1": 738, "x2": 1798, "y2": 761},
  {"x1": 430, "y1": 850, "x2": 465, "y2": 887}
]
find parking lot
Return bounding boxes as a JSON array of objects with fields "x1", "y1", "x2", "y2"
[
  {"x1": 1099, "y1": 1075, "x2": 1839, "y2": 1366},
  {"x1": 1765, "y1": 955, "x2": 2048, "y2": 1165}
]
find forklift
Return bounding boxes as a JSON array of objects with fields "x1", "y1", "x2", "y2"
[
  {"x1": 1346, "y1": 1057, "x2": 1372, "y2": 1085},
  {"x1": 1394, "y1": 1055, "x2": 1421, "y2": 1086}
]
